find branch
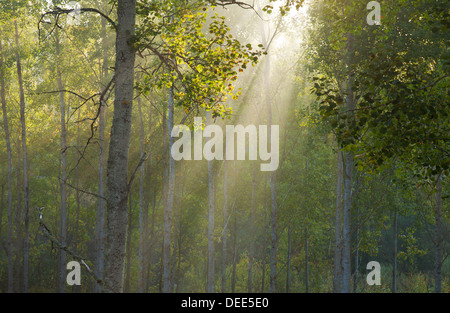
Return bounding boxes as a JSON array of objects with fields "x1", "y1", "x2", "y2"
[
  {"x1": 128, "y1": 152, "x2": 148, "y2": 191},
  {"x1": 36, "y1": 208, "x2": 103, "y2": 288}
]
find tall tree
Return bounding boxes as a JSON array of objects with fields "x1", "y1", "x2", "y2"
[
  {"x1": 94, "y1": 5, "x2": 109, "y2": 292},
  {"x1": 55, "y1": 28, "x2": 68, "y2": 293},
  {"x1": 333, "y1": 150, "x2": 344, "y2": 292},
  {"x1": 206, "y1": 111, "x2": 215, "y2": 293},
  {"x1": 163, "y1": 84, "x2": 175, "y2": 293},
  {"x1": 0, "y1": 37, "x2": 14, "y2": 293},
  {"x1": 14, "y1": 19, "x2": 30, "y2": 293},
  {"x1": 103, "y1": 0, "x2": 137, "y2": 293}
]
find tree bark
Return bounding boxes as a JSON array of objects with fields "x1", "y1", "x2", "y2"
[
  {"x1": 1, "y1": 38, "x2": 14, "y2": 293},
  {"x1": 248, "y1": 164, "x2": 256, "y2": 293},
  {"x1": 206, "y1": 111, "x2": 215, "y2": 293},
  {"x1": 286, "y1": 224, "x2": 291, "y2": 293},
  {"x1": 222, "y1": 159, "x2": 228, "y2": 293},
  {"x1": 305, "y1": 224, "x2": 309, "y2": 293},
  {"x1": 14, "y1": 20, "x2": 30, "y2": 293},
  {"x1": 333, "y1": 150, "x2": 344, "y2": 292},
  {"x1": 341, "y1": 32, "x2": 355, "y2": 293},
  {"x1": 125, "y1": 194, "x2": 133, "y2": 292},
  {"x1": 55, "y1": 28, "x2": 68, "y2": 293},
  {"x1": 392, "y1": 207, "x2": 398, "y2": 293},
  {"x1": 137, "y1": 92, "x2": 145, "y2": 293},
  {"x1": 261, "y1": 26, "x2": 278, "y2": 294},
  {"x1": 231, "y1": 207, "x2": 237, "y2": 293},
  {"x1": 434, "y1": 174, "x2": 443, "y2": 293},
  {"x1": 103, "y1": 0, "x2": 136, "y2": 293},
  {"x1": 163, "y1": 84, "x2": 175, "y2": 293},
  {"x1": 94, "y1": 7, "x2": 108, "y2": 293}
]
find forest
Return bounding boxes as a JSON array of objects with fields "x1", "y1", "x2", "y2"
[{"x1": 0, "y1": 0, "x2": 448, "y2": 293}]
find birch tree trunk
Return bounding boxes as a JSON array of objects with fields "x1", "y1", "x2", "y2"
[
  {"x1": 95, "y1": 8, "x2": 108, "y2": 293},
  {"x1": 392, "y1": 207, "x2": 398, "y2": 293},
  {"x1": 231, "y1": 208, "x2": 237, "y2": 293},
  {"x1": 14, "y1": 20, "x2": 30, "y2": 293},
  {"x1": 137, "y1": 93, "x2": 145, "y2": 293},
  {"x1": 103, "y1": 0, "x2": 136, "y2": 293},
  {"x1": 125, "y1": 194, "x2": 133, "y2": 292},
  {"x1": 206, "y1": 111, "x2": 215, "y2": 293},
  {"x1": 248, "y1": 165, "x2": 256, "y2": 293},
  {"x1": 341, "y1": 31, "x2": 355, "y2": 293},
  {"x1": 1, "y1": 38, "x2": 14, "y2": 293},
  {"x1": 222, "y1": 159, "x2": 228, "y2": 293},
  {"x1": 333, "y1": 150, "x2": 344, "y2": 292},
  {"x1": 286, "y1": 224, "x2": 291, "y2": 293},
  {"x1": 163, "y1": 84, "x2": 175, "y2": 293},
  {"x1": 260, "y1": 21, "x2": 278, "y2": 293},
  {"x1": 434, "y1": 174, "x2": 443, "y2": 293},
  {"x1": 55, "y1": 28, "x2": 68, "y2": 293}
]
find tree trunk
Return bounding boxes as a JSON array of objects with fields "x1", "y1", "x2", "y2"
[
  {"x1": 248, "y1": 165, "x2": 256, "y2": 293},
  {"x1": 95, "y1": 9, "x2": 108, "y2": 293},
  {"x1": 14, "y1": 20, "x2": 30, "y2": 293},
  {"x1": 222, "y1": 159, "x2": 228, "y2": 293},
  {"x1": 305, "y1": 225, "x2": 309, "y2": 293},
  {"x1": 55, "y1": 28, "x2": 68, "y2": 293},
  {"x1": 261, "y1": 179, "x2": 268, "y2": 292},
  {"x1": 341, "y1": 32, "x2": 355, "y2": 293},
  {"x1": 353, "y1": 206, "x2": 359, "y2": 293},
  {"x1": 341, "y1": 144, "x2": 353, "y2": 293},
  {"x1": 1, "y1": 38, "x2": 14, "y2": 293},
  {"x1": 206, "y1": 111, "x2": 215, "y2": 293},
  {"x1": 125, "y1": 194, "x2": 133, "y2": 292},
  {"x1": 261, "y1": 28, "x2": 278, "y2": 294},
  {"x1": 286, "y1": 224, "x2": 291, "y2": 293},
  {"x1": 333, "y1": 150, "x2": 344, "y2": 293},
  {"x1": 434, "y1": 174, "x2": 443, "y2": 293},
  {"x1": 392, "y1": 207, "x2": 398, "y2": 293},
  {"x1": 14, "y1": 140, "x2": 22, "y2": 292},
  {"x1": 137, "y1": 92, "x2": 145, "y2": 293},
  {"x1": 103, "y1": 0, "x2": 136, "y2": 293},
  {"x1": 231, "y1": 208, "x2": 237, "y2": 293},
  {"x1": 163, "y1": 82, "x2": 175, "y2": 293}
]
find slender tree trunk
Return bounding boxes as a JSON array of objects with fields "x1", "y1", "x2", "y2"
[
  {"x1": 333, "y1": 151, "x2": 344, "y2": 292},
  {"x1": 353, "y1": 206, "x2": 359, "y2": 293},
  {"x1": 55, "y1": 28, "x2": 68, "y2": 293},
  {"x1": 206, "y1": 111, "x2": 215, "y2": 293},
  {"x1": 137, "y1": 92, "x2": 145, "y2": 293},
  {"x1": 261, "y1": 180, "x2": 268, "y2": 292},
  {"x1": 1, "y1": 38, "x2": 14, "y2": 293},
  {"x1": 14, "y1": 20, "x2": 29, "y2": 293},
  {"x1": 261, "y1": 30, "x2": 278, "y2": 294},
  {"x1": 341, "y1": 32, "x2": 355, "y2": 293},
  {"x1": 222, "y1": 159, "x2": 228, "y2": 293},
  {"x1": 231, "y1": 208, "x2": 237, "y2": 293},
  {"x1": 286, "y1": 224, "x2": 291, "y2": 293},
  {"x1": 72, "y1": 109, "x2": 81, "y2": 293},
  {"x1": 95, "y1": 10, "x2": 108, "y2": 293},
  {"x1": 163, "y1": 84, "x2": 175, "y2": 293},
  {"x1": 434, "y1": 174, "x2": 443, "y2": 293},
  {"x1": 125, "y1": 194, "x2": 133, "y2": 292},
  {"x1": 103, "y1": 0, "x2": 136, "y2": 293},
  {"x1": 248, "y1": 165, "x2": 256, "y2": 293},
  {"x1": 305, "y1": 225, "x2": 309, "y2": 293},
  {"x1": 392, "y1": 207, "x2": 398, "y2": 293},
  {"x1": 304, "y1": 159, "x2": 309, "y2": 293},
  {"x1": 144, "y1": 106, "x2": 154, "y2": 293},
  {"x1": 14, "y1": 140, "x2": 22, "y2": 293},
  {"x1": 342, "y1": 144, "x2": 353, "y2": 293}
]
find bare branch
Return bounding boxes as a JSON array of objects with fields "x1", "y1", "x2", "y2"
[{"x1": 37, "y1": 207, "x2": 103, "y2": 287}]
